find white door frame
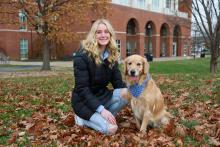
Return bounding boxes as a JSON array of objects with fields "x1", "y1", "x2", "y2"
[{"x1": 173, "y1": 42, "x2": 177, "y2": 56}]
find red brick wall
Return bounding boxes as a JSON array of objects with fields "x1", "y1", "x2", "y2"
[
  {"x1": 0, "y1": 1, "x2": 192, "y2": 60},
  {"x1": 0, "y1": 30, "x2": 38, "y2": 60}
]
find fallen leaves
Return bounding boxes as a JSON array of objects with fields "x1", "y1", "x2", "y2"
[
  {"x1": 61, "y1": 114, "x2": 75, "y2": 127},
  {"x1": 1, "y1": 74, "x2": 220, "y2": 146}
]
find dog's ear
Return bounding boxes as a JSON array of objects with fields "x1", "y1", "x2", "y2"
[
  {"x1": 123, "y1": 58, "x2": 127, "y2": 75},
  {"x1": 143, "y1": 57, "x2": 149, "y2": 74}
]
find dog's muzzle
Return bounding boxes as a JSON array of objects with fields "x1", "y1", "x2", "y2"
[
  {"x1": 130, "y1": 70, "x2": 136, "y2": 76},
  {"x1": 128, "y1": 69, "x2": 139, "y2": 77}
]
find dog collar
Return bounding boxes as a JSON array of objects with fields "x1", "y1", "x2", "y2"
[{"x1": 128, "y1": 74, "x2": 151, "y2": 98}]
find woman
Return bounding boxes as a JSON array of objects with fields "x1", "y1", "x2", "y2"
[{"x1": 71, "y1": 19, "x2": 128, "y2": 135}]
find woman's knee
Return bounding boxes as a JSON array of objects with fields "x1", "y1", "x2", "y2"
[{"x1": 120, "y1": 88, "x2": 129, "y2": 100}]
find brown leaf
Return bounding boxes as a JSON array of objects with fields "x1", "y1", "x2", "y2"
[
  {"x1": 194, "y1": 125, "x2": 205, "y2": 132},
  {"x1": 8, "y1": 132, "x2": 18, "y2": 144},
  {"x1": 120, "y1": 122, "x2": 130, "y2": 128},
  {"x1": 176, "y1": 138, "x2": 183, "y2": 147},
  {"x1": 209, "y1": 114, "x2": 220, "y2": 122},
  {"x1": 205, "y1": 100, "x2": 212, "y2": 104},
  {"x1": 103, "y1": 138, "x2": 109, "y2": 147},
  {"x1": 62, "y1": 114, "x2": 74, "y2": 127},
  {"x1": 216, "y1": 121, "x2": 220, "y2": 140},
  {"x1": 209, "y1": 137, "x2": 220, "y2": 146},
  {"x1": 50, "y1": 134, "x2": 58, "y2": 140},
  {"x1": 27, "y1": 121, "x2": 44, "y2": 136},
  {"x1": 25, "y1": 123, "x2": 35, "y2": 131},
  {"x1": 18, "y1": 132, "x2": 25, "y2": 137},
  {"x1": 216, "y1": 121, "x2": 220, "y2": 129},
  {"x1": 175, "y1": 125, "x2": 186, "y2": 137},
  {"x1": 164, "y1": 119, "x2": 175, "y2": 136},
  {"x1": 132, "y1": 134, "x2": 141, "y2": 142}
]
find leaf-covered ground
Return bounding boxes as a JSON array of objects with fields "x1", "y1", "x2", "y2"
[{"x1": 0, "y1": 71, "x2": 219, "y2": 146}]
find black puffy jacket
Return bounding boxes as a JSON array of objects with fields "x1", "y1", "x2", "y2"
[{"x1": 71, "y1": 50, "x2": 126, "y2": 120}]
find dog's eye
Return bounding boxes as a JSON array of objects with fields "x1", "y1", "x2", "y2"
[
  {"x1": 137, "y1": 63, "x2": 141, "y2": 66},
  {"x1": 128, "y1": 62, "x2": 132, "y2": 65}
]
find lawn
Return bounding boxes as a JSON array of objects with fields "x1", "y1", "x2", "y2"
[
  {"x1": 0, "y1": 58, "x2": 219, "y2": 146},
  {"x1": 149, "y1": 58, "x2": 214, "y2": 74}
]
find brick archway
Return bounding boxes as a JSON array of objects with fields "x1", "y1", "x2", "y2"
[
  {"x1": 173, "y1": 25, "x2": 182, "y2": 56},
  {"x1": 145, "y1": 21, "x2": 156, "y2": 57},
  {"x1": 126, "y1": 18, "x2": 140, "y2": 56},
  {"x1": 160, "y1": 23, "x2": 170, "y2": 57}
]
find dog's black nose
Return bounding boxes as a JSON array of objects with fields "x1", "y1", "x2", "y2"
[{"x1": 130, "y1": 70, "x2": 135, "y2": 76}]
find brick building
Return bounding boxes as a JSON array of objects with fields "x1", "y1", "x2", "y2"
[{"x1": 0, "y1": 0, "x2": 192, "y2": 60}]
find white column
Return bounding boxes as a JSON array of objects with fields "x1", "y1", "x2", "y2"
[{"x1": 175, "y1": 0, "x2": 178, "y2": 10}]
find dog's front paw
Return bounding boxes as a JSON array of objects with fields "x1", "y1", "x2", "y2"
[{"x1": 140, "y1": 127, "x2": 147, "y2": 132}]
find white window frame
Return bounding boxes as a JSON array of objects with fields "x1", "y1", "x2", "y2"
[
  {"x1": 137, "y1": 0, "x2": 145, "y2": 9},
  {"x1": 166, "y1": 0, "x2": 171, "y2": 8},
  {"x1": 152, "y1": 0, "x2": 159, "y2": 10},
  {"x1": 19, "y1": 10, "x2": 27, "y2": 31},
  {"x1": 112, "y1": 0, "x2": 129, "y2": 6},
  {"x1": 116, "y1": 39, "x2": 121, "y2": 49},
  {"x1": 116, "y1": 39, "x2": 121, "y2": 60},
  {"x1": 20, "y1": 39, "x2": 28, "y2": 60}
]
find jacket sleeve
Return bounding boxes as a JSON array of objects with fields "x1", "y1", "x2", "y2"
[
  {"x1": 111, "y1": 62, "x2": 126, "y2": 89},
  {"x1": 73, "y1": 55, "x2": 102, "y2": 112}
]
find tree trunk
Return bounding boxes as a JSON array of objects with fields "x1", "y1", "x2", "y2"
[
  {"x1": 41, "y1": 37, "x2": 51, "y2": 70},
  {"x1": 210, "y1": 55, "x2": 218, "y2": 74}
]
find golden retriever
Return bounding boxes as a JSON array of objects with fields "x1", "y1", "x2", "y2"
[{"x1": 124, "y1": 54, "x2": 171, "y2": 132}]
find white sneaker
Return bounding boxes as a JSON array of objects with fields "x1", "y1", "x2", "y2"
[
  {"x1": 74, "y1": 115, "x2": 84, "y2": 126},
  {"x1": 108, "y1": 124, "x2": 118, "y2": 135}
]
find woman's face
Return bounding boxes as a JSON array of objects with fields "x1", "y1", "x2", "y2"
[{"x1": 96, "y1": 23, "x2": 110, "y2": 49}]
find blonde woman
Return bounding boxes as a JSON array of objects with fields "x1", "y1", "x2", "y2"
[{"x1": 71, "y1": 19, "x2": 128, "y2": 134}]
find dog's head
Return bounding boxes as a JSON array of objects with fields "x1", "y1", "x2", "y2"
[{"x1": 123, "y1": 54, "x2": 149, "y2": 85}]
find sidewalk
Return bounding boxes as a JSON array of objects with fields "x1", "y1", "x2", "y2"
[
  {"x1": 9, "y1": 61, "x2": 73, "y2": 68},
  {"x1": 7, "y1": 56, "x2": 193, "y2": 67}
]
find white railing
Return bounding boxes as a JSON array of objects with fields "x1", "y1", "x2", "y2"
[
  {"x1": 111, "y1": 1, "x2": 188, "y2": 19},
  {"x1": 176, "y1": 11, "x2": 188, "y2": 18},
  {"x1": 163, "y1": 8, "x2": 188, "y2": 19}
]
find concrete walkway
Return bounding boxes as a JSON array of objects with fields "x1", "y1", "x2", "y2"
[
  {"x1": 6, "y1": 56, "x2": 194, "y2": 68},
  {"x1": 9, "y1": 61, "x2": 73, "y2": 68}
]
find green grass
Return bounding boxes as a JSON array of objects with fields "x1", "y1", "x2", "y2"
[
  {"x1": 0, "y1": 58, "x2": 219, "y2": 146},
  {"x1": 181, "y1": 119, "x2": 199, "y2": 130},
  {"x1": 149, "y1": 58, "x2": 216, "y2": 74}
]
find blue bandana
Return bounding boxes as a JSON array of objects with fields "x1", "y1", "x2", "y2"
[{"x1": 128, "y1": 74, "x2": 151, "y2": 98}]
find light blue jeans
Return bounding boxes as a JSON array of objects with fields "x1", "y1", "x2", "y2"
[{"x1": 77, "y1": 88, "x2": 128, "y2": 134}]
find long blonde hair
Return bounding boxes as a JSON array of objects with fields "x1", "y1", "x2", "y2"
[{"x1": 82, "y1": 19, "x2": 119, "y2": 67}]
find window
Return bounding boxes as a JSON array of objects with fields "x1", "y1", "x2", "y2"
[
  {"x1": 126, "y1": 41, "x2": 136, "y2": 56},
  {"x1": 116, "y1": 39, "x2": 121, "y2": 60},
  {"x1": 152, "y1": 0, "x2": 159, "y2": 9},
  {"x1": 34, "y1": 12, "x2": 43, "y2": 31},
  {"x1": 145, "y1": 24, "x2": 153, "y2": 36},
  {"x1": 19, "y1": 10, "x2": 27, "y2": 30},
  {"x1": 144, "y1": 41, "x2": 152, "y2": 54},
  {"x1": 137, "y1": 0, "x2": 145, "y2": 9},
  {"x1": 120, "y1": 0, "x2": 129, "y2": 5},
  {"x1": 166, "y1": 0, "x2": 171, "y2": 8},
  {"x1": 127, "y1": 20, "x2": 136, "y2": 35},
  {"x1": 112, "y1": 0, "x2": 129, "y2": 5},
  {"x1": 116, "y1": 39, "x2": 121, "y2": 49},
  {"x1": 126, "y1": 45, "x2": 132, "y2": 57},
  {"x1": 20, "y1": 39, "x2": 28, "y2": 60}
]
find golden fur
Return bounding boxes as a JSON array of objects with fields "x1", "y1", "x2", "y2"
[{"x1": 124, "y1": 54, "x2": 171, "y2": 132}]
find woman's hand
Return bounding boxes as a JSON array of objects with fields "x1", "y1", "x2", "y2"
[{"x1": 101, "y1": 108, "x2": 116, "y2": 125}]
